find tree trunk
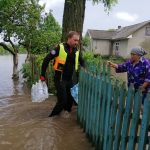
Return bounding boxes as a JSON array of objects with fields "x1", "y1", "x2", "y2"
[
  {"x1": 0, "y1": 42, "x2": 19, "y2": 79},
  {"x1": 25, "y1": 49, "x2": 31, "y2": 63},
  {"x1": 25, "y1": 40, "x2": 31, "y2": 63},
  {"x1": 12, "y1": 53, "x2": 19, "y2": 79},
  {"x1": 62, "y1": 0, "x2": 86, "y2": 42}
]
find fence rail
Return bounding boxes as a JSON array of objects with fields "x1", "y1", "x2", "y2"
[{"x1": 77, "y1": 65, "x2": 150, "y2": 150}]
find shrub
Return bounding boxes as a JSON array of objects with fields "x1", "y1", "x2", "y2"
[{"x1": 21, "y1": 63, "x2": 32, "y2": 83}]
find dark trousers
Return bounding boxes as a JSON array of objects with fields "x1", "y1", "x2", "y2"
[{"x1": 49, "y1": 79, "x2": 74, "y2": 117}]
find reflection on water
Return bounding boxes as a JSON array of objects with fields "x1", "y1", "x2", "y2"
[
  {"x1": 0, "y1": 55, "x2": 26, "y2": 97},
  {"x1": 0, "y1": 55, "x2": 94, "y2": 150}
]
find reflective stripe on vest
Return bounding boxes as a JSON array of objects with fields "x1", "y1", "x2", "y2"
[
  {"x1": 53, "y1": 43, "x2": 79, "y2": 72},
  {"x1": 75, "y1": 50, "x2": 79, "y2": 71}
]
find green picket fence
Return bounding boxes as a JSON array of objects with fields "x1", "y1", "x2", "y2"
[{"x1": 77, "y1": 64, "x2": 150, "y2": 150}]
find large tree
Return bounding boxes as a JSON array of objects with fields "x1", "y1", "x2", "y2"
[
  {"x1": 19, "y1": 11, "x2": 61, "y2": 59},
  {"x1": 0, "y1": 0, "x2": 43, "y2": 79},
  {"x1": 62, "y1": 0, "x2": 117, "y2": 42},
  {"x1": 30, "y1": 11, "x2": 61, "y2": 54}
]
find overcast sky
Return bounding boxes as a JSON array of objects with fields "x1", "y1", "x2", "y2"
[{"x1": 39, "y1": 0, "x2": 150, "y2": 35}]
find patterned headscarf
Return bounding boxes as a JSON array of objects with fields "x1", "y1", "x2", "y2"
[{"x1": 131, "y1": 47, "x2": 147, "y2": 56}]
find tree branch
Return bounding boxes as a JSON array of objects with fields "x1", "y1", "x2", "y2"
[{"x1": 0, "y1": 42, "x2": 15, "y2": 55}]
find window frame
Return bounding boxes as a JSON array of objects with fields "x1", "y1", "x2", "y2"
[{"x1": 145, "y1": 27, "x2": 150, "y2": 36}]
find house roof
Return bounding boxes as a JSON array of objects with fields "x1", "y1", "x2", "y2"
[
  {"x1": 87, "y1": 29, "x2": 115, "y2": 40},
  {"x1": 87, "y1": 20, "x2": 150, "y2": 40}
]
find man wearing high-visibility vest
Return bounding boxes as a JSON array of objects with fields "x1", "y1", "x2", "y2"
[{"x1": 40, "y1": 31, "x2": 85, "y2": 117}]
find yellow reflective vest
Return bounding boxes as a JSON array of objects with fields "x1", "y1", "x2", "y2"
[{"x1": 53, "y1": 43, "x2": 79, "y2": 72}]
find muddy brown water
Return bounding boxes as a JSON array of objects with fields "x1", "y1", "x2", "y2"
[{"x1": 0, "y1": 55, "x2": 94, "y2": 150}]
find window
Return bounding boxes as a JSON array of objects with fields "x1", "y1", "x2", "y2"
[{"x1": 145, "y1": 27, "x2": 150, "y2": 36}]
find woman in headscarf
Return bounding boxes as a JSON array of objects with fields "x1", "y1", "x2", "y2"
[{"x1": 108, "y1": 47, "x2": 150, "y2": 105}]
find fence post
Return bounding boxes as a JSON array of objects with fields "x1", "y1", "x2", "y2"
[{"x1": 138, "y1": 94, "x2": 150, "y2": 150}]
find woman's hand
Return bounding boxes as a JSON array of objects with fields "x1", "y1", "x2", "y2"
[{"x1": 107, "y1": 61, "x2": 118, "y2": 69}]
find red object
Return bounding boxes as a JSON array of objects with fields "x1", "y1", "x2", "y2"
[
  {"x1": 70, "y1": 48, "x2": 72, "y2": 54},
  {"x1": 40, "y1": 76, "x2": 45, "y2": 81}
]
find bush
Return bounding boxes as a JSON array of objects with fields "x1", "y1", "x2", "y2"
[
  {"x1": 108, "y1": 55, "x2": 125, "y2": 64},
  {"x1": 21, "y1": 63, "x2": 32, "y2": 83},
  {"x1": 82, "y1": 51, "x2": 126, "y2": 84}
]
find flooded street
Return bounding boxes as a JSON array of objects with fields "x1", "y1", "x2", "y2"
[{"x1": 0, "y1": 55, "x2": 94, "y2": 150}]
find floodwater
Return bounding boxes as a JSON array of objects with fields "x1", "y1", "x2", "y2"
[{"x1": 0, "y1": 55, "x2": 94, "y2": 150}]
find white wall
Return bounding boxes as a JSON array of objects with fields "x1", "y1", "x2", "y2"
[
  {"x1": 92, "y1": 39, "x2": 111, "y2": 55},
  {"x1": 127, "y1": 24, "x2": 150, "y2": 57}
]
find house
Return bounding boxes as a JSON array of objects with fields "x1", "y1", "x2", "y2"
[{"x1": 85, "y1": 20, "x2": 150, "y2": 58}]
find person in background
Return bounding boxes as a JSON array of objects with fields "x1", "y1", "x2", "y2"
[
  {"x1": 108, "y1": 47, "x2": 150, "y2": 106},
  {"x1": 40, "y1": 31, "x2": 85, "y2": 117}
]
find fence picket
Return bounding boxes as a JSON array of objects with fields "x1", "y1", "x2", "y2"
[
  {"x1": 103, "y1": 82, "x2": 112, "y2": 150},
  {"x1": 119, "y1": 86, "x2": 134, "y2": 150},
  {"x1": 90, "y1": 76, "x2": 98, "y2": 145},
  {"x1": 128, "y1": 91, "x2": 142, "y2": 150},
  {"x1": 95, "y1": 76, "x2": 103, "y2": 150},
  {"x1": 138, "y1": 95, "x2": 150, "y2": 150},
  {"x1": 88, "y1": 75, "x2": 95, "y2": 141},
  {"x1": 85, "y1": 74, "x2": 92, "y2": 136},
  {"x1": 92, "y1": 77, "x2": 100, "y2": 145},
  {"x1": 77, "y1": 69, "x2": 84, "y2": 124},
  {"x1": 113, "y1": 83, "x2": 126, "y2": 150},
  {"x1": 83, "y1": 72, "x2": 90, "y2": 130},
  {"x1": 107, "y1": 82, "x2": 120, "y2": 150}
]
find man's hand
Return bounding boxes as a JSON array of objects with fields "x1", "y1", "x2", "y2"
[{"x1": 40, "y1": 76, "x2": 45, "y2": 81}]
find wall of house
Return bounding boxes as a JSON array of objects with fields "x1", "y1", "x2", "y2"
[
  {"x1": 92, "y1": 39, "x2": 111, "y2": 55},
  {"x1": 127, "y1": 24, "x2": 150, "y2": 57}
]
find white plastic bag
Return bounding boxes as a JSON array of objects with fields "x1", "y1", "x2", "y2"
[
  {"x1": 42, "y1": 81, "x2": 49, "y2": 99},
  {"x1": 31, "y1": 84, "x2": 36, "y2": 102},
  {"x1": 31, "y1": 80, "x2": 49, "y2": 102},
  {"x1": 70, "y1": 83, "x2": 79, "y2": 104}
]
